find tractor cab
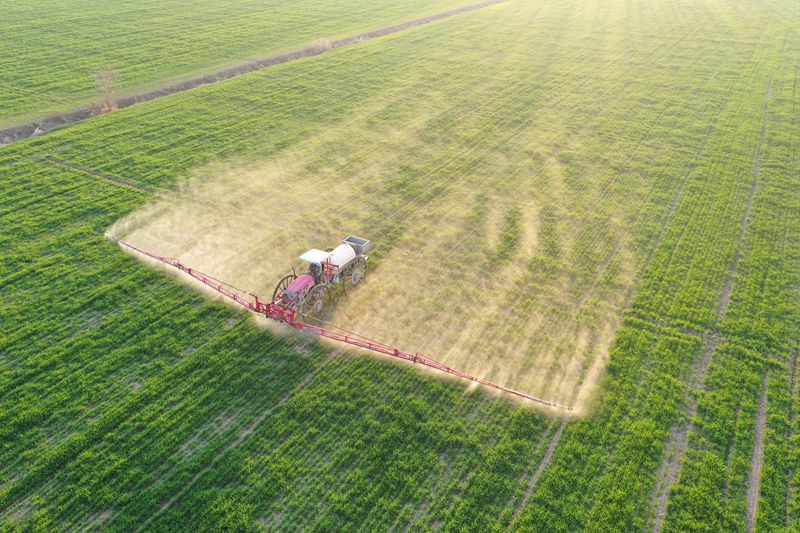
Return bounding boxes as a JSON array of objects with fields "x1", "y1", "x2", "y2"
[
  {"x1": 299, "y1": 249, "x2": 331, "y2": 284},
  {"x1": 299, "y1": 248, "x2": 331, "y2": 265}
]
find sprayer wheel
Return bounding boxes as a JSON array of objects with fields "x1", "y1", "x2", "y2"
[
  {"x1": 272, "y1": 273, "x2": 297, "y2": 302},
  {"x1": 350, "y1": 257, "x2": 366, "y2": 287},
  {"x1": 340, "y1": 266, "x2": 354, "y2": 295},
  {"x1": 306, "y1": 285, "x2": 331, "y2": 316}
]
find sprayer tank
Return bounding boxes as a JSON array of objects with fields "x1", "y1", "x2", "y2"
[{"x1": 329, "y1": 243, "x2": 356, "y2": 268}]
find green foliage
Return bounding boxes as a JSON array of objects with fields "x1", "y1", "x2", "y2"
[
  {"x1": 492, "y1": 207, "x2": 522, "y2": 261},
  {"x1": 0, "y1": 0, "x2": 468, "y2": 125},
  {"x1": 1, "y1": 0, "x2": 799, "y2": 530}
]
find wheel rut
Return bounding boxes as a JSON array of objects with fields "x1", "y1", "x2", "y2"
[
  {"x1": 648, "y1": 72, "x2": 773, "y2": 531},
  {"x1": 131, "y1": 350, "x2": 338, "y2": 532},
  {"x1": 723, "y1": 402, "x2": 742, "y2": 499},
  {"x1": 510, "y1": 418, "x2": 567, "y2": 523},
  {"x1": 717, "y1": 76, "x2": 772, "y2": 320},
  {"x1": 648, "y1": 332, "x2": 718, "y2": 533},
  {"x1": 48, "y1": 157, "x2": 154, "y2": 193},
  {"x1": 746, "y1": 369, "x2": 769, "y2": 532},
  {"x1": 788, "y1": 353, "x2": 798, "y2": 526}
]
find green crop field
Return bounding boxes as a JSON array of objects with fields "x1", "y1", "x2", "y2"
[
  {"x1": 0, "y1": 0, "x2": 469, "y2": 126},
  {"x1": 1, "y1": 0, "x2": 799, "y2": 531}
]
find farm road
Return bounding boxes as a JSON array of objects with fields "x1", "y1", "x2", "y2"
[{"x1": 0, "y1": 0, "x2": 506, "y2": 147}]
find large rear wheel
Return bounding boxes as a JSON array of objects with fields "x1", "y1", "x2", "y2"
[
  {"x1": 305, "y1": 285, "x2": 331, "y2": 316},
  {"x1": 272, "y1": 273, "x2": 297, "y2": 302},
  {"x1": 340, "y1": 265, "x2": 353, "y2": 295},
  {"x1": 350, "y1": 257, "x2": 367, "y2": 287}
]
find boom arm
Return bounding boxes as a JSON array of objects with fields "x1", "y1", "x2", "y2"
[{"x1": 117, "y1": 240, "x2": 572, "y2": 410}]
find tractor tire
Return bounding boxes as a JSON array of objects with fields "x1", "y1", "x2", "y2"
[
  {"x1": 272, "y1": 273, "x2": 297, "y2": 302},
  {"x1": 305, "y1": 285, "x2": 331, "y2": 316},
  {"x1": 350, "y1": 257, "x2": 367, "y2": 287}
]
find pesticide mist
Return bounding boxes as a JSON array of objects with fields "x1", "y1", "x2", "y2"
[{"x1": 110, "y1": 107, "x2": 636, "y2": 415}]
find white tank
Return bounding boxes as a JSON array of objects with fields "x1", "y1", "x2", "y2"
[{"x1": 328, "y1": 243, "x2": 356, "y2": 268}]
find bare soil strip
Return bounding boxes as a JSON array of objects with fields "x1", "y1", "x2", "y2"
[
  {"x1": 511, "y1": 418, "x2": 567, "y2": 523},
  {"x1": 746, "y1": 369, "x2": 770, "y2": 532},
  {"x1": 0, "y1": 0, "x2": 507, "y2": 147}
]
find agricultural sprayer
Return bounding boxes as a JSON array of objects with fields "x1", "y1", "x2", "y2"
[
  {"x1": 272, "y1": 235, "x2": 369, "y2": 316},
  {"x1": 116, "y1": 237, "x2": 571, "y2": 410}
]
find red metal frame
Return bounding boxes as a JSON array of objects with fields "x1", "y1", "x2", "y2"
[{"x1": 117, "y1": 240, "x2": 571, "y2": 410}]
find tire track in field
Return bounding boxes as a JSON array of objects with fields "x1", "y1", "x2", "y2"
[
  {"x1": 717, "y1": 77, "x2": 772, "y2": 320},
  {"x1": 647, "y1": 332, "x2": 719, "y2": 533},
  {"x1": 636, "y1": 82, "x2": 737, "y2": 282},
  {"x1": 647, "y1": 73, "x2": 773, "y2": 532},
  {"x1": 788, "y1": 352, "x2": 798, "y2": 526},
  {"x1": 0, "y1": 0, "x2": 508, "y2": 147},
  {"x1": 510, "y1": 418, "x2": 567, "y2": 523},
  {"x1": 132, "y1": 350, "x2": 339, "y2": 532},
  {"x1": 639, "y1": 79, "x2": 737, "y2": 533},
  {"x1": 746, "y1": 369, "x2": 770, "y2": 532},
  {"x1": 723, "y1": 402, "x2": 742, "y2": 499},
  {"x1": 738, "y1": 75, "x2": 773, "y2": 532}
]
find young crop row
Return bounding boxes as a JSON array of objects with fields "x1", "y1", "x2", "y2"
[
  {"x1": 0, "y1": 152, "x2": 561, "y2": 529},
  {"x1": 79, "y1": 0, "x2": 756, "y2": 413},
  {"x1": 1, "y1": 0, "x2": 798, "y2": 530},
  {"x1": 663, "y1": 33, "x2": 800, "y2": 532},
  {"x1": 0, "y1": 0, "x2": 472, "y2": 125},
  {"x1": 512, "y1": 4, "x2": 800, "y2": 529}
]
